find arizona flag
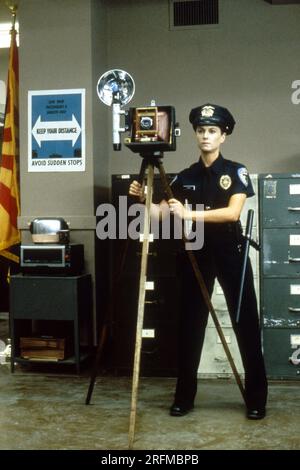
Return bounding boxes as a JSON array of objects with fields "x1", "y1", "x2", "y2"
[{"x1": 0, "y1": 24, "x2": 20, "y2": 263}]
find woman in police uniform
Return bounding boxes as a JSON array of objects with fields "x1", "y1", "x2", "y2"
[{"x1": 129, "y1": 103, "x2": 268, "y2": 420}]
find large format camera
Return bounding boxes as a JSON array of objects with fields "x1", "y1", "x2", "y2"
[
  {"x1": 125, "y1": 105, "x2": 178, "y2": 154},
  {"x1": 96, "y1": 69, "x2": 180, "y2": 155}
]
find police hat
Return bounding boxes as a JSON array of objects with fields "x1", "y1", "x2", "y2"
[{"x1": 189, "y1": 103, "x2": 235, "y2": 135}]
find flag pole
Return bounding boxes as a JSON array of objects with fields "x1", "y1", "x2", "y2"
[
  {"x1": 0, "y1": 3, "x2": 20, "y2": 264},
  {"x1": 8, "y1": 5, "x2": 17, "y2": 28}
]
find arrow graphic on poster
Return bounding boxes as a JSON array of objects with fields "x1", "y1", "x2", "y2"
[{"x1": 32, "y1": 114, "x2": 81, "y2": 147}]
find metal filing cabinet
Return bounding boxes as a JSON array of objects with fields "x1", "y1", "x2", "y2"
[
  {"x1": 259, "y1": 174, "x2": 300, "y2": 379},
  {"x1": 110, "y1": 173, "x2": 181, "y2": 376},
  {"x1": 199, "y1": 175, "x2": 259, "y2": 378}
]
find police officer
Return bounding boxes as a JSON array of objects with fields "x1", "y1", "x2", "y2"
[{"x1": 129, "y1": 103, "x2": 268, "y2": 420}]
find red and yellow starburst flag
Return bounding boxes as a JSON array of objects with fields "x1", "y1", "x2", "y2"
[{"x1": 0, "y1": 11, "x2": 20, "y2": 264}]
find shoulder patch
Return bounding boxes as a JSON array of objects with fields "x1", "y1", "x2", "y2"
[{"x1": 237, "y1": 167, "x2": 249, "y2": 188}]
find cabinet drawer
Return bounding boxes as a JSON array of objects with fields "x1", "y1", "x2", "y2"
[
  {"x1": 112, "y1": 239, "x2": 180, "y2": 279},
  {"x1": 111, "y1": 276, "x2": 180, "y2": 375},
  {"x1": 112, "y1": 320, "x2": 178, "y2": 376},
  {"x1": 262, "y1": 278, "x2": 300, "y2": 327},
  {"x1": 263, "y1": 328, "x2": 300, "y2": 379},
  {"x1": 114, "y1": 277, "x2": 181, "y2": 325},
  {"x1": 262, "y1": 228, "x2": 300, "y2": 276},
  {"x1": 199, "y1": 326, "x2": 244, "y2": 377},
  {"x1": 260, "y1": 176, "x2": 300, "y2": 228}
]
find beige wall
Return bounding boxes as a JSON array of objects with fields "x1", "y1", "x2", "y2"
[
  {"x1": 1, "y1": 0, "x2": 299, "y2": 195},
  {"x1": 106, "y1": 0, "x2": 300, "y2": 175}
]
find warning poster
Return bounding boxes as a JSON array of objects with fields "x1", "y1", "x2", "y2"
[{"x1": 28, "y1": 89, "x2": 85, "y2": 172}]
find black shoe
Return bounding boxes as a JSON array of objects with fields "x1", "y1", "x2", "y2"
[
  {"x1": 246, "y1": 407, "x2": 266, "y2": 420},
  {"x1": 170, "y1": 403, "x2": 194, "y2": 417}
]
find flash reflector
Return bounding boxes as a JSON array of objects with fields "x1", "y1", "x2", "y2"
[
  {"x1": 96, "y1": 69, "x2": 180, "y2": 154},
  {"x1": 96, "y1": 69, "x2": 135, "y2": 107}
]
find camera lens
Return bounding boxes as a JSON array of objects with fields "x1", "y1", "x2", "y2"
[{"x1": 140, "y1": 116, "x2": 153, "y2": 130}]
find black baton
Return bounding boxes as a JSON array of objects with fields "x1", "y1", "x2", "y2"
[{"x1": 236, "y1": 209, "x2": 254, "y2": 324}]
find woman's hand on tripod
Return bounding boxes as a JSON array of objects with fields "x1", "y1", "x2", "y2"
[
  {"x1": 129, "y1": 180, "x2": 146, "y2": 203},
  {"x1": 168, "y1": 198, "x2": 188, "y2": 219}
]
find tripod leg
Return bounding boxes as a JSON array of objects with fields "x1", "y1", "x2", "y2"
[
  {"x1": 128, "y1": 163, "x2": 154, "y2": 449},
  {"x1": 85, "y1": 163, "x2": 148, "y2": 405},
  {"x1": 85, "y1": 239, "x2": 131, "y2": 404},
  {"x1": 157, "y1": 160, "x2": 246, "y2": 402}
]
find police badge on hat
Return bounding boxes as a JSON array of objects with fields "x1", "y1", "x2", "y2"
[
  {"x1": 237, "y1": 167, "x2": 249, "y2": 187},
  {"x1": 201, "y1": 105, "x2": 215, "y2": 118},
  {"x1": 219, "y1": 175, "x2": 232, "y2": 190},
  {"x1": 189, "y1": 104, "x2": 236, "y2": 134}
]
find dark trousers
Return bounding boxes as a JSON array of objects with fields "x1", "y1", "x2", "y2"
[{"x1": 174, "y1": 239, "x2": 268, "y2": 410}]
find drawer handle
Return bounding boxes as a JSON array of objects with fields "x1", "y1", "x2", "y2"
[
  {"x1": 145, "y1": 300, "x2": 158, "y2": 305},
  {"x1": 288, "y1": 307, "x2": 300, "y2": 313},
  {"x1": 288, "y1": 256, "x2": 300, "y2": 263},
  {"x1": 214, "y1": 356, "x2": 227, "y2": 364},
  {"x1": 288, "y1": 207, "x2": 300, "y2": 212},
  {"x1": 289, "y1": 347, "x2": 300, "y2": 366}
]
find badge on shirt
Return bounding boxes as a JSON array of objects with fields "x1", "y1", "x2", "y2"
[
  {"x1": 237, "y1": 167, "x2": 249, "y2": 187},
  {"x1": 219, "y1": 174, "x2": 232, "y2": 190}
]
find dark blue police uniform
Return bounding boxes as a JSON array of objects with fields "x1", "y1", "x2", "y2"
[{"x1": 169, "y1": 153, "x2": 268, "y2": 417}]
